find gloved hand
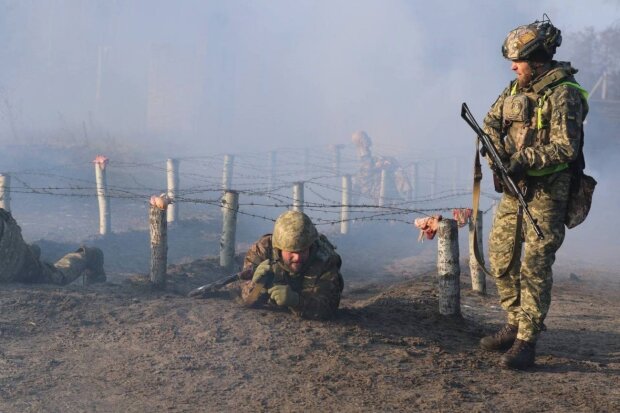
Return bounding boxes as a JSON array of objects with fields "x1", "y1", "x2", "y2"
[
  {"x1": 252, "y1": 259, "x2": 273, "y2": 284},
  {"x1": 504, "y1": 156, "x2": 526, "y2": 181},
  {"x1": 268, "y1": 284, "x2": 300, "y2": 307}
]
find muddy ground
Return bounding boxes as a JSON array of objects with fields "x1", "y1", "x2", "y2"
[{"x1": 0, "y1": 216, "x2": 619, "y2": 413}]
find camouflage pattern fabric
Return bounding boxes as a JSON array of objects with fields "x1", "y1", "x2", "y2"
[
  {"x1": 483, "y1": 62, "x2": 587, "y2": 343},
  {"x1": 241, "y1": 233, "x2": 344, "y2": 320},
  {"x1": 352, "y1": 144, "x2": 412, "y2": 203},
  {"x1": 0, "y1": 208, "x2": 88, "y2": 285}
]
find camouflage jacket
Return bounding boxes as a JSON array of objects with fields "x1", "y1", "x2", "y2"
[
  {"x1": 241, "y1": 233, "x2": 344, "y2": 320},
  {"x1": 482, "y1": 61, "x2": 588, "y2": 171},
  {"x1": 0, "y1": 208, "x2": 41, "y2": 282}
]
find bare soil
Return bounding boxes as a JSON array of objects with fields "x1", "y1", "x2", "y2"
[{"x1": 0, "y1": 218, "x2": 619, "y2": 413}]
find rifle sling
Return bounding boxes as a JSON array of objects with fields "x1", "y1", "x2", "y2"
[{"x1": 472, "y1": 140, "x2": 522, "y2": 279}]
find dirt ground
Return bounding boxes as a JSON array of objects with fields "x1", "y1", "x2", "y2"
[{"x1": 0, "y1": 217, "x2": 619, "y2": 413}]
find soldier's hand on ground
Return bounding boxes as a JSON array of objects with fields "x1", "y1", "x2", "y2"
[
  {"x1": 268, "y1": 285, "x2": 300, "y2": 307},
  {"x1": 252, "y1": 259, "x2": 272, "y2": 284}
]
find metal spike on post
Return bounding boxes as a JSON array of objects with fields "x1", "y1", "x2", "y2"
[
  {"x1": 93, "y1": 155, "x2": 111, "y2": 236},
  {"x1": 222, "y1": 154, "x2": 234, "y2": 191},
  {"x1": 292, "y1": 181, "x2": 304, "y2": 212},
  {"x1": 341, "y1": 174, "x2": 351, "y2": 234},
  {"x1": 379, "y1": 169, "x2": 387, "y2": 207},
  {"x1": 220, "y1": 190, "x2": 239, "y2": 271},
  {"x1": 437, "y1": 219, "x2": 461, "y2": 316},
  {"x1": 0, "y1": 173, "x2": 11, "y2": 211},
  {"x1": 469, "y1": 210, "x2": 486, "y2": 294},
  {"x1": 166, "y1": 158, "x2": 180, "y2": 224},
  {"x1": 269, "y1": 151, "x2": 277, "y2": 191},
  {"x1": 149, "y1": 195, "x2": 169, "y2": 288}
]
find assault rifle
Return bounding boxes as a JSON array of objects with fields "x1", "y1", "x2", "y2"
[
  {"x1": 188, "y1": 273, "x2": 240, "y2": 298},
  {"x1": 461, "y1": 102, "x2": 544, "y2": 240}
]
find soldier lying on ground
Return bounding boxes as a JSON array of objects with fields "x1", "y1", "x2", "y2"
[
  {"x1": 0, "y1": 208, "x2": 106, "y2": 285},
  {"x1": 239, "y1": 210, "x2": 344, "y2": 320}
]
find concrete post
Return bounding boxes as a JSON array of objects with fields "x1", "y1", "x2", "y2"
[
  {"x1": 341, "y1": 174, "x2": 351, "y2": 234},
  {"x1": 437, "y1": 219, "x2": 461, "y2": 316},
  {"x1": 220, "y1": 191, "x2": 239, "y2": 271},
  {"x1": 166, "y1": 158, "x2": 179, "y2": 224},
  {"x1": 149, "y1": 195, "x2": 168, "y2": 288},
  {"x1": 469, "y1": 210, "x2": 486, "y2": 294},
  {"x1": 0, "y1": 173, "x2": 11, "y2": 211},
  {"x1": 293, "y1": 181, "x2": 304, "y2": 212},
  {"x1": 94, "y1": 155, "x2": 111, "y2": 236}
]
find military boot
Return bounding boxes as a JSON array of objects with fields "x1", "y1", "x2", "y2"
[
  {"x1": 79, "y1": 246, "x2": 106, "y2": 284},
  {"x1": 501, "y1": 339, "x2": 536, "y2": 370},
  {"x1": 480, "y1": 324, "x2": 518, "y2": 351}
]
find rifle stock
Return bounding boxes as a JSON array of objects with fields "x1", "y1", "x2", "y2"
[
  {"x1": 461, "y1": 102, "x2": 544, "y2": 240},
  {"x1": 188, "y1": 273, "x2": 240, "y2": 298}
]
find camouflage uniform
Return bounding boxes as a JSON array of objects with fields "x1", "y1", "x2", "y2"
[
  {"x1": 241, "y1": 233, "x2": 344, "y2": 320},
  {"x1": 483, "y1": 61, "x2": 588, "y2": 342},
  {"x1": 0, "y1": 208, "x2": 105, "y2": 285},
  {"x1": 351, "y1": 131, "x2": 412, "y2": 203}
]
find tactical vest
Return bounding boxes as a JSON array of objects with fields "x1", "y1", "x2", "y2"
[{"x1": 503, "y1": 67, "x2": 588, "y2": 176}]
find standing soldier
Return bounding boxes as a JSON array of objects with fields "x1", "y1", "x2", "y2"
[
  {"x1": 0, "y1": 208, "x2": 106, "y2": 285},
  {"x1": 479, "y1": 16, "x2": 588, "y2": 369},
  {"x1": 351, "y1": 131, "x2": 412, "y2": 203},
  {"x1": 240, "y1": 210, "x2": 343, "y2": 320}
]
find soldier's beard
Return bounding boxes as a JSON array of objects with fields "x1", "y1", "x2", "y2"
[{"x1": 517, "y1": 72, "x2": 533, "y2": 88}]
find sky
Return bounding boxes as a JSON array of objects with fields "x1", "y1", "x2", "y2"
[{"x1": 0, "y1": 0, "x2": 618, "y2": 157}]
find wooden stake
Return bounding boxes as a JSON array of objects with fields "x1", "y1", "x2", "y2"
[
  {"x1": 220, "y1": 191, "x2": 239, "y2": 271},
  {"x1": 166, "y1": 158, "x2": 179, "y2": 224},
  {"x1": 0, "y1": 173, "x2": 11, "y2": 211},
  {"x1": 437, "y1": 219, "x2": 461, "y2": 316},
  {"x1": 93, "y1": 155, "x2": 111, "y2": 235},
  {"x1": 341, "y1": 174, "x2": 351, "y2": 234},
  {"x1": 149, "y1": 195, "x2": 169, "y2": 288},
  {"x1": 469, "y1": 210, "x2": 486, "y2": 294}
]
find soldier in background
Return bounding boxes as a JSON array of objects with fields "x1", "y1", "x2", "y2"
[
  {"x1": 351, "y1": 131, "x2": 412, "y2": 203},
  {"x1": 0, "y1": 208, "x2": 106, "y2": 285},
  {"x1": 239, "y1": 210, "x2": 343, "y2": 320}
]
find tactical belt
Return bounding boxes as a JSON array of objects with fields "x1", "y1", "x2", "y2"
[{"x1": 472, "y1": 139, "x2": 522, "y2": 279}]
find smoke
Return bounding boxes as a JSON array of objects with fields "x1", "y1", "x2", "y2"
[{"x1": 0, "y1": 0, "x2": 618, "y2": 270}]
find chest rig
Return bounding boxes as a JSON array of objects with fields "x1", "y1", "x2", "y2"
[{"x1": 502, "y1": 67, "x2": 588, "y2": 176}]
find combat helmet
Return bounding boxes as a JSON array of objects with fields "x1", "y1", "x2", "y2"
[
  {"x1": 272, "y1": 210, "x2": 318, "y2": 252},
  {"x1": 502, "y1": 14, "x2": 562, "y2": 62}
]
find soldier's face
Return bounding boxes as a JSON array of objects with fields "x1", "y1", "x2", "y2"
[
  {"x1": 511, "y1": 60, "x2": 533, "y2": 87},
  {"x1": 281, "y1": 248, "x2": 310, "y2": 272}
]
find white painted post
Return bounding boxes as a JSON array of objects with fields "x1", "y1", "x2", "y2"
[
  {"x1": 222, "y1": 154, "x2": 234, "y2": 191},
  {"x1": 149, "y1": 195, "x2": 169, "y2": 288},
  {"x1": 293, "y1": 181, "x2": 304, "y2": 212},
  {"x1": 469, "y1": 210, "x2": 486, "y2": 294},
  {"x1": 379, "y1": 169, "x2": 387, "y2": 207},
  {"x1": 437, "y1": 219, "x2": 461, "y2": 316},
  {"x1": 0, "y1": 173, "x2": 11, "y2": 211},
  {"x1": 93, "y1": 155, "x2": 111, "y2": 236},
  {"x1": 166, "y1": 158, "x2": 179, "y2": 224},
  {"x1": 341, "y1": 174, "x2": 351, "y2": 234},
  {"x1": 220, "y1": 190, "x2": 239, "y2": 271}
]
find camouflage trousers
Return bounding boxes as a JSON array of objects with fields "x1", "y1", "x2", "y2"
[
  {"x1": 488, "y1": 171, "x2": 571, "y2": 343},
  {"x1": 0, "y1": 209, "x2": 89, "y2": 284}
]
